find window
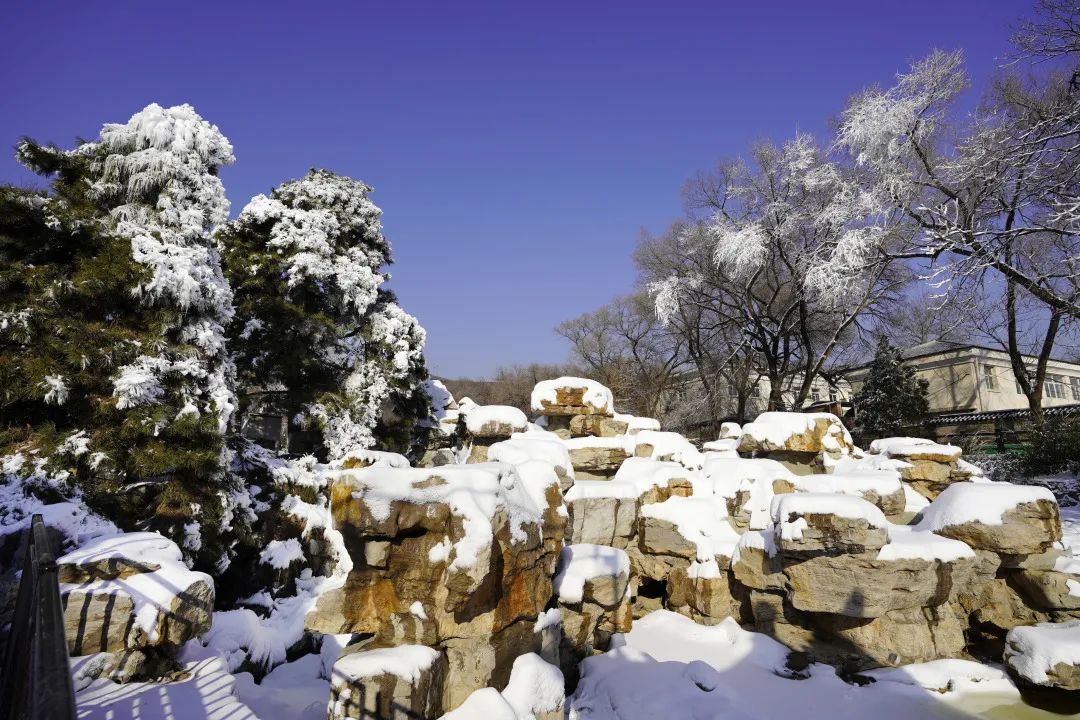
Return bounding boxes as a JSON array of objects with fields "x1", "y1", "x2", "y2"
[
  {"x1": 811, "y1": 387, "x2": 821, "y2": 402},
  {"x1": 982, "y1": 363, "x2": 997, "y2": 391},
  {"x1": 1071, "y1": 377, "x2": 1080, "y2": 402},
  {"x1": 1047, "y1": 375, "x2": 1067, "y2": 400},
  {"x1": 828, "y1": 388, "x2": 838, "y2": 402}
]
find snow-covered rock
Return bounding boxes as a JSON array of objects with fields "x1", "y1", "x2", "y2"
[
  {"x1": 329, "y1": 645, "x2": 446, "y2": 719},
  {"x1": 531, "y1": 377, "x2": 614, "y2": 416},
  {"x1": 58, "y1": 532, "x2": 213, "y2": 659},
  {"x1": 916, "y1": 482, "x2": 1061, "y2": 555},
  {"x1": 1005, "y1": 620, "x2": 1080, "y2": 690}
]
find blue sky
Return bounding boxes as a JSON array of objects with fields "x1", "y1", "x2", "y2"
[{"x1": 1, "y1": 1, "x2": 1029, "y2": 378}]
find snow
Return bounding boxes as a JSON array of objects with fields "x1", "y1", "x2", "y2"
[
  {"x1": 902, "y1": 483, "x2": 931, "y2": 513},
  {"x1": 531, "y1": 377, "x2": 614, "y2": 414},
  {"x1": 870, "y1": 437, "x2": 962, "y2": 461},
  {"x1": 513, "y1": 460, "x2": 564, "y2": 514},
  {"x1": 259, "y1": 538, "x2": 304, "y2": 569},
  {"x1": 75, "y1": 657, "x2": 257, "y2": 720},
  {"x1": 612, "y1": 413, "x2": 661, "y2": 434},
  {"x1": 632, "y1": 430, "x2": 704, "y2": 468},
  {"x1": 1005, "y1": 620, "x2": 1080, "y2": 685},
  {"x1": 610, "y1": 457, "x2": 691, "y2": 495},
  {"x1": 570, "y1": 609, "x2": 1039, "y2": 720},
  {"x1": 641, "y1": 496, "x2": 742, "y2": 564},
  {"x1": 730, "y1": 528, "x2": 777, "y2": 565},
  {"x1": 58, "y1": 532, "x2": 211, "y2": 643},
  {"x1": 331, "y1": 644, "x2": 441, "y2": 685},
  {"x1": 410, "y1": 600, "x2": 428, "y2": 620},
  {"x1": 554, "y1": 544, "x2": 630, "y2": 604},
  {"x1": 719, "y1": 422, "x2": 742, "y2": 439},
  {"x1": 333, "y1": 463, "x2": 542, "y2": 570},
  {"x1": 916, "y1": 482, "x2": 1057, "y2": 531},
  {"x1": 534, "y1": 607, "x2": 562, "y2": 632},
  {"x1": 501, "y1": 653, "x2": 565, "y2": 719},
  {"x1": 57, "y1": 531, "x2": 181, "y2": 568},
  {"x1": 564, "y1": 480, "x2": 640, "y2": 501},
  {"x1": 702, "y1": 438, "x2": 739, "y2": 454},
  {"x1": 562, "y1": 436, "x2": 635, "y2": 452},
  {"x1": 739, "y1": 411, "x2": 851, "y2": 453},
  {"x1": 791, "y1": 469, "x2": 901, "y2": 498},
  {"x1": 862, "y1": 659, "x2": 1008, "y2": 692},
  {"x1": 42, "y1": 374, "x2": 69, "y2": 405},
  {"x1": 441, "y1": 687, "x2": 518, "y2": 720},
  {"x1": 466, "y1": 405, "x2": 529, "y2": 435},
  {"x1": 491, "y1": 436, "x2": 575, "y2": 479},
  {"x1": 876, "y1": 524, "x2": 975, "y2": 562},
  {"x1": 771, "y1": 493, "x2": 888, "y2": 541},
  {"x1": 235, "y1": 653, "x2": 328, "y2": 720},
  {"x1": 698, "y1": 457, "x2": 795, "y2": 530}
]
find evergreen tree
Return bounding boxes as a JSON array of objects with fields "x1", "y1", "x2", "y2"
[
  {"x1": 852, "y1": 337, "x2": 930, "y2": 443},
  {"x1": 0, "y1": 104, "x2": 243, "y2": 567},
  {"x1": 219, "y1": 170, "x2": 431, "y2": 459}
]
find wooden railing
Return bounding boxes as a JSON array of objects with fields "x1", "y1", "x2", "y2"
[{"x1": 0, "y1": 514, "x2": 77, "y2": 720}]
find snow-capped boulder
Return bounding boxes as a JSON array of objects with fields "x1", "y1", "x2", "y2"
[
  {"x1": 632, "y1": 430, "x2": 704, "y2": 469},
  {"x1": 791, "y1": 468, "x2": 906, "y2": 516},
  {"x1": 613, "y1": 413, "x2": 661, "y2": 436},
  {"x1": 737, "y1": 412, "x2": 854, "y2": 472},
  {"x1": 638, "y1": 496, "x2": 740, "y2": 579},
  {"x1": 466, "y1": 405, "x2": 528, "y2": 439},
  {"x1": 59, "y1": 532, "x2": 213, "y2": 661},
  {"x1": 569, "y1": 413, "x2": 629, "y2": 438},
  {"x1": 867, "y1": 437, "x2": 975, "y2": 500},
  {"x1": 1005, "y1": 620, "x2": 1080, "y2": 690},
  {"x1": 563, "y1": 481, "x2": 640, "y2": 549},
  {"x1": 329, "y1": 645, "x2": 446, "y2": 720},
  {"x1": 771, "y1": 494, "x2": 889, "y2": 557},
  {"x1": 916, "y1": 482, "x2": 1061, "y2": 556},
  {"x1": 1010, "y1": 556, "x2": 1080, "y2": 611},
  {"x1": 531, "y1": 377, "x2": 614, "y2": 417},
  {"x1": 719, "y1": 421, "x2": 742, "y2": 440},
  {"x1": 307, "y1": 463, "x2": 552, "y2": 647},
  {"x1": 563, "y1": 436, "x2": 633, "y2": 480}
]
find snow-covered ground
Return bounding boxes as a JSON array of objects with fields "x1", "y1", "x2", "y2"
[
  {"x1": 569, "y1": 611, "x2": 1075, "y2": 720},
  {"x1": 71, "y1": 501, "x2": 1080, "y2": 720}
]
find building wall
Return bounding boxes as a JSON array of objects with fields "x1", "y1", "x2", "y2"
[{"x1": 846, "y1": 346, "x2": 1080, "y2": 415}]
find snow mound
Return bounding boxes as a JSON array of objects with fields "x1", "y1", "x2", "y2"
[
  {"x1": 613, "y1": 413, "x2": 661, "y2": 434},
  {"x1": 876, "y1": 524, "x2": 975, "y2": 562},
  {"x1": 554, "y1": 544, "x2": 630, "y2": 604}
]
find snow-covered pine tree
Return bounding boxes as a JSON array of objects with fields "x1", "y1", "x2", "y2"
[
  {"x1": 852, "y1": 337, "x2": 930, "y2": 444},
  {"x1": 219, "y1": 169, "x2": 431, "y2": 460},
  {"x1": 0, "y1": 104, "x2": 245, "y2": 567}
]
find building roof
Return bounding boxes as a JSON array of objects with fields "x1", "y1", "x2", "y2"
[
  {"x1": 927, "y1": 403, "x2": 1080, "y2": 425},
  {"x1": 847, "y1": 341, "x2": 1080, "y2": 372}
]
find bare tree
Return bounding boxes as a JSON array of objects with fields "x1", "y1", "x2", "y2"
[{"x1": 556, "y1": 294, "x2": 685, "y2": 419}]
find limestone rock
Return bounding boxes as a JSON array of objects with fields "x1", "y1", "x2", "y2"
[
  {"x1": 570, "y1": 414, "x2": 629, "y2": 438},
  {"x1": 771, "y1": 494, "x2": 888, "y2": 557},
  {"x1": 1011, "y1": 569, "x2": 1080, "y2": 611},
  {"x1": 564, "y1": 484, "x2": 638, "y2": 549},
  {"x1": 307, "y1": 464, "x2": 554, "y2": 651},
  {"x1": 531, "y1": 377, "x2": 614, "y2": 417},
  {"x1": 666, "y1": 565, "x2": 744, "y2": 625},
  {"x1": 465, "y1": 405, "x2": 528, "y2": 439},
  {"x1": 564, "y1": 438, "x2": 631, "y2": 477},
  {"x1": 781, "y1": 552, "x2": 972, "y2": 618},
  {"x1": 737, "y1": 412, "x2": 854, "y2": 457},
  {"x1": 918, "y1": 483, "x2": 1061, "y2": 556}
]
